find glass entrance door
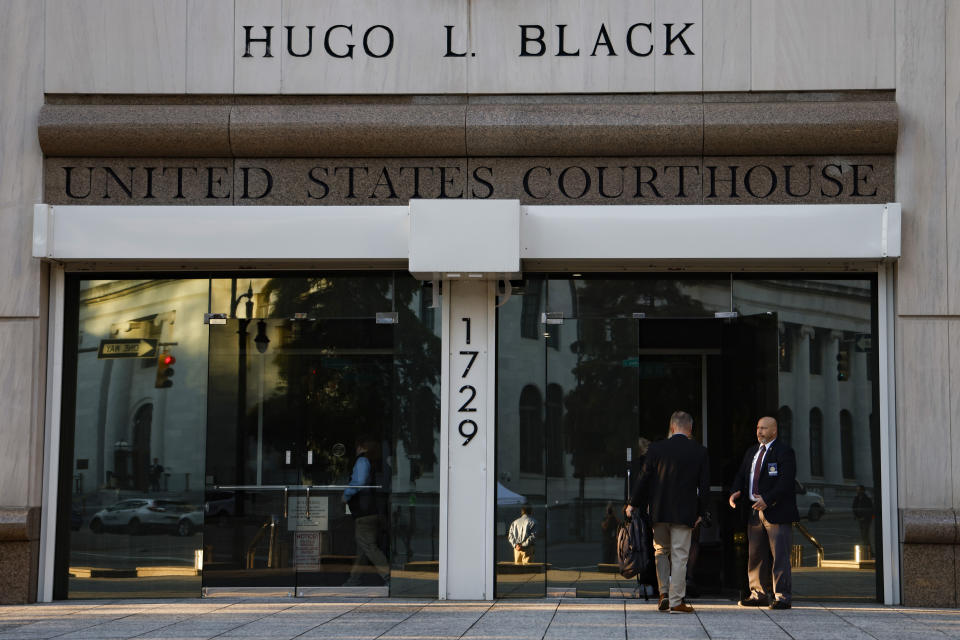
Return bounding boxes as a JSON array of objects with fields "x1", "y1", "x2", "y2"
[
  {"x1": 496, "y1": 278, "x2": 781, "y2": 598},
  {"x1": 203, "y1": 317, "x2": 395, "y2": 593},
  {"x1": 199, "y1": 274, "x2": 442, "y2": 597}
]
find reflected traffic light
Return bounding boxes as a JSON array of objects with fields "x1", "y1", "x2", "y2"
[
  {"x1": 155, "y1": 351, "x2": 176, "y2": 388},
  {"x1": 836, "y1": 348, "x2": 850, "y2": 381}
]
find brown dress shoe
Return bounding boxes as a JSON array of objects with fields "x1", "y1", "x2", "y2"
[
  {"x1": 670, "y1": 602, "x2": 695, "y2": 614},
  {"x1": 657, "y1": 593, "x2": 670, "y2": 611}
]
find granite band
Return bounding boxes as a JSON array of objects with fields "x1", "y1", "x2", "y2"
[
  {"x1": 230, "y1": 104, "x2": 468, "y2": 158},
  {"x1": 900, "y1": 508, "x2": 960, "y2": 544},
  {"x1": 38, "y1": 105, "x2": 232, "y2": 157},
  {"x1": 464, "y1": 103, "x2": 702, "y2": 157},
  {"x1": 0, "y1": 507, "x2": 41, "y2": 543},
  {"x1": 704, "y1": 101, "x2": 899, "y2": 156},
  {"x1": 38, "y1": 100, "x2": 898, "y2": 158}
]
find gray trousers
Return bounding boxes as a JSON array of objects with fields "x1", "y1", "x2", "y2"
[
  {"x1": 347, "y1": 514, "x2": 390, "y2": 584},
  {"x1": 747, "y1": 510, "x2": 792, "y2": 603}
]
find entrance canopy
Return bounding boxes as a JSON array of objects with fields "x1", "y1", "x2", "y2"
[{"x1": 33, "y1": 201, "x2": 901, "y2": 273}]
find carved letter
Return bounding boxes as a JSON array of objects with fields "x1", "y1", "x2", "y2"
[
  {"x1": 664, "y1": 23, "x2": 695, "y2": 56},
  {"x1": 243, "y1": 26, "x2": 273, "y2": 58},
  {"x1": 324, "y1": 25, "x2": 355, "y2": 58},
  {"x1": 519, "y1": 25, "x2": 546, "y2": 56},
  {"x1": 64, "y1": 167, "x2": 93, "y2": 199},
  {"x1": 285, "y1": 25, "x2": 314, "y2": 57},
  {"x1": 444, "y1": 25, "x2": 467, "y2": 57},
  {"x1": 591, "y1": 24, "x2": 617, "y2": 57},
  {"x1": 626, "y1": 23, "x2": 653, "y2": 57}
]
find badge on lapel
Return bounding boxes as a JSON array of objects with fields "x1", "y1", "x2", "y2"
[{"x1": 768, "y1": 462, "x2": 779, "y2": 476}]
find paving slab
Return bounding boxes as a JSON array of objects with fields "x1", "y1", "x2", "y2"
[{"x1": 5, "y1": 598, "x2": 960, "y2": 640}]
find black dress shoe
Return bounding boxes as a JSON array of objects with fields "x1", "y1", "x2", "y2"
[
  {"x1": 769, "y1": 599, "x2": 791, "y2": 610},
  {"x1": 738, "y1": 596, "x2": 769, "y2": 607}
]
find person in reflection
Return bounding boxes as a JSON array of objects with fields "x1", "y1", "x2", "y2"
[
  {"x1": 600, "y1": 502, "x2": 620, "y2": 564},
  {"x1": 149, "y1": 458, "x2": 164, "y2": 492},
  {"x1": 728, "y1": 416, "x2": 799, "y2": 610},
  {"x1": 342, "y1": 437, "x2": 390, "y2": 587},
  {"x1": 508, "y1": 505, "x2": 537, "y2": 564},
  {"x1": 625, "y1": 437, "x2": 652, "y2": 500},
  {"x1": 627, "y1": 411, "x2": 709, "y2": 614},
  {"x1": 852, "y1": 485, "x2": 874, "y2": 558}
]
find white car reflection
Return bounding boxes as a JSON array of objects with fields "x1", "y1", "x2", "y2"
[
  {"x1": 89, "y1": 498, "x2": 192, "y2": 535},
  {"x1": 176, "y1": 509, "x2": 203, "y2": 536},
  {"x1": 795, "y1": 481, "x2": 826, "y2": 521}
]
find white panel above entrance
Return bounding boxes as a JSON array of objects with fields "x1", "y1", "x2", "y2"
[
  {"x1": 33, "y1": 202, "x2": 900, "y2": 266},
  {"x1": 522, "y1": 203, "x2": 901, "y2": 261},
  {"x1": 32, "y1": 205, "x2": 409, "y2": 261},
  {"x1": 409, "y1": 199, "x2": 520, "y2": 280}
]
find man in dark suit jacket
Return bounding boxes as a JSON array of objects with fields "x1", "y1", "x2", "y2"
[
  {"x1": 627, "y1": 411, "x2": 709, "y2": 614},
  {"x1": 728, "y1": 416, "x2": 800, "y2": 609}
]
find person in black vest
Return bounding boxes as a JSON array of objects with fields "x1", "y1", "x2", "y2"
[
  {"x1": 342, "y1": 437, "x2": 389, "y2": 587},
  {"x1": 728, "y1": 416, "x2": 799, "y2": 609},
  {"x1": 627, "y1": 411, "x2": 709, "y2": 614}
]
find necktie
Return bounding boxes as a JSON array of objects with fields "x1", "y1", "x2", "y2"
[{"x1": 751, "y1": 445, "x2": 766, "y2": 498}]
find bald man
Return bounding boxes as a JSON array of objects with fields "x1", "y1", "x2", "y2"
[{"x1": 728, "y1": 416, "x2": 799, "y2": 609}]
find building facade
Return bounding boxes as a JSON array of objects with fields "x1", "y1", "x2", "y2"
[{"x1": 0, "y1": 0, "x2": 958, "y2": 607}]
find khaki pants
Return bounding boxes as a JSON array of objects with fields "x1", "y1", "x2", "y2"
[
  {"x1": 652, "y1": 523, "x2": 693, "y2": 608},
  {"x1": 513, "y1": 546, "x2": 534, "y2": 564}
]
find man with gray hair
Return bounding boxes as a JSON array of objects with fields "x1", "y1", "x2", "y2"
[{"x1": 627, "y1": 411, "x2": 709, "y2": 613}]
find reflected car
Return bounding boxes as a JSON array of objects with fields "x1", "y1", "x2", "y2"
[
  {"x1": 89, "y1": 498, "x2": 191, "y2": 534},
  {"x1": 795, "y1": 481, "x2": 826, "y2": 521},
  {"x1": 176, "y1": 508, "x2": 203, "y2": 537},
  {"x1": 204, "y1": 490, "x2": 237, "y2": 522}
]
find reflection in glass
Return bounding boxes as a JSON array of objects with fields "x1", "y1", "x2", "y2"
[
  {"x1": 495, "y1": 277, "x2": 546, "y2": 597},
  {"x1": 61, "y1": 274, "x2": 440, "y2": 599},
  {"x1": 550, "y1": 276, "x2": 729, "y2": 319},
  {"x1": 733, "y1": 277, "x2": 879, "y2": 599},
  {"x1": 203, "y1": 274, "x2": 440, "y2": 596},
  {"x1": 498, "y1": 275, "x2": 881, "y2": 601},
  {"x1": 65, "y1": 279, "x2": 208, "y2": 598}
]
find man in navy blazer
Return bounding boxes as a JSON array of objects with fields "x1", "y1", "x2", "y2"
[
  {"x1": 628, "y1": 411, "x2": 709, "y2": 614},
  {"x1": 728, "y1": 416, "x2": 799, "y2": 609}
]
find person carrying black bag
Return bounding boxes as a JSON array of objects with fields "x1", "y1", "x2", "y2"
[
  {"x1": 342, "y1": 437, "x2": 389, "y2": 587},
  {"x1": 627, "y1": 411, "x2": 709, "y2": 614}
]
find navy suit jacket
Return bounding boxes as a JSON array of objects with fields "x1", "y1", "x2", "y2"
[
  {"x1": 731, "y1": 439, "x2": 800, "y2": 524},
  {"x1": 630, "y1": 434, "x2": 710, "y2": 528}
]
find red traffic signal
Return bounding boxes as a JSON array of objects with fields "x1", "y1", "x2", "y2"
[{"x1": 155, "y1": 351, "x2": 176, "y2": 388}]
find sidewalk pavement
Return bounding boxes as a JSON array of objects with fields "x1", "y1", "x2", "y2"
[{"x1": 2, "y1": 598, "x2": 960, "y2": 640}]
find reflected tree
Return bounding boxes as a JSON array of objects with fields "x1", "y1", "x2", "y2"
[
  {"x1": 250, "y1": 275, "x2": 440, "y2": 485},
  {"x1": 559, "y1": 279, "x2": 710, "y2": 539}
]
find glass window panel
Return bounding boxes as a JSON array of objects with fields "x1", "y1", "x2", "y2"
[
  {"x1": 496, "y1": 277, "x2": 546, "y2": 597},
  {"x1": 733, "y1": 276, "x2": 880, "y2": 600},
  {"x1": 65, "y1": 278, "x2": 208, "y2": 598},
  {"x1": 62, "y1": 273, "x2": 440, "y2": 599},
  {"x1": 549, "y1": 276, "x2": 731, "y2": 319}
]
